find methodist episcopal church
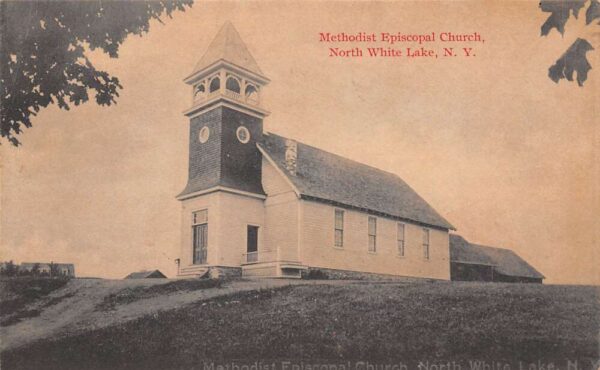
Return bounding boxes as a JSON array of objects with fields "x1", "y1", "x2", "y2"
[{"x1": 176, "y1": 22, "x2": 456, "y2": 279}]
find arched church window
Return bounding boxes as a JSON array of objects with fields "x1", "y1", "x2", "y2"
[
  {"x1": 245, "y1": 84, "x2": 259, "y2": 103},
  {"x1": 226, "y1": 77, "x2": 241, "y2": 93},
  {"x1": 209, "y1": 77, "x2": 220, "y2": 93},
  {"x1": 194, "y1": 84, "x2": 205, "y2": 100}
]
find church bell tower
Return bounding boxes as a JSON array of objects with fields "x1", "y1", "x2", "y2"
[
  {"x1": 178, "y1": 22, "x2": 269, "y2": 199},
  {"x1": 177, "y1": 22, "x2": 270, "y2": 275}
]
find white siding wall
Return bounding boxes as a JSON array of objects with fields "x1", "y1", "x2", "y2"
[
  {"x1": 218, "y1": 192, "x2": 265, "y2": 266},
  {"x1": 181, "y1": 159, "x2": 451, "y2": 280},
  {"x1": 262, "y1": 159, "x2": 300, "y2": 263},
  {"x1": 262, "y1": 156, "x2": 294, "y2": 196},
  {"x1": 180, "y1": 191, "x2": 265, "y2": 268},
  {"x1": 300, "y1": 200, "x2": 451, "y2": 280},
  {"x1": 265, "y1": 193, "x2": 299, "y2": 262}
]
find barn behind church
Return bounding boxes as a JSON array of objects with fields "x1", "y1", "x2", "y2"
[{"x1": 449, "y1": 235, "x2": 544, "y2": 283}]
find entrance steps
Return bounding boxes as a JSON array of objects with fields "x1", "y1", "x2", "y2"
[{"x1": 177, "y1": 265, "x2": 209, "y2": 278}]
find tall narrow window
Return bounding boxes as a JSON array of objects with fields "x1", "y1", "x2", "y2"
[
  {"x1": 192, "y1": 210, "x2": 208, "y2": 265},
  {"x1": 368, "y1": 216, "x2": 377, "y2": 252},
  {"x1": 422, "y1": 228, "x2": 430, "y2": 260},
  {"x1": 334, "y1": 209, "x2": 344, "y2": 247},
  {"x1": 397, "y1": 223, "x2": 405, "y2": 257}
]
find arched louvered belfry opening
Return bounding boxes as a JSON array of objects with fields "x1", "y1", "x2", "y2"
[
  {"x1": 226, "y1": 77, "x2": 241, "y2": 93},
  {"x1": 209, "y1": 77, "x2": 220, "y2": 92},
  {"x1": 245, "y1": 84, "x2": 259, "y2": 103},
  {"x1": 194, "y1": 84, "x2": 205, "y2": 100}
]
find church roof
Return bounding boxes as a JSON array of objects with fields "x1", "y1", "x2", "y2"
[
  {"x1": 449, "y1": 234, "x2": 545, "y2": 279},
  {"x1": 191, "y1": 22, "x2": 265, "y2": 78},
  {"x1": 259, "y1": 132, "x2": 455, "y2": 230}
]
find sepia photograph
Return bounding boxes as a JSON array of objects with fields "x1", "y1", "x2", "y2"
[{"x1": 1, "y1": 1, "x2": 598, "y2": 369}]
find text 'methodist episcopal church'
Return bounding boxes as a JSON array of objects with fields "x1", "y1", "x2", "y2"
[{"x1": 175, "y1": 22, "x2": 456, "y2": 280}]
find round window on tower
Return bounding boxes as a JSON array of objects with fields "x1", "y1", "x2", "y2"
[
  {"x1": 198, "y1": 126, "x2": 210, "y2": 143},
  {"x1": 236, "y1": 126, "x2": 250, "y2": 144}
]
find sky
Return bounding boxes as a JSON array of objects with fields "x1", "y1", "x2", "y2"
[{"x1": 1, "y1": 1, "x2": 598, "y2": 284}]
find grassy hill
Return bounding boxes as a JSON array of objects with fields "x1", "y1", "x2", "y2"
[{"x1": 1, "y1": 280, "x2": 598, "y2": 370}]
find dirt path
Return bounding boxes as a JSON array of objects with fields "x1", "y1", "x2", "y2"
[{"x1": 0, "y1": 278, "x2": 319, "y2": 351}]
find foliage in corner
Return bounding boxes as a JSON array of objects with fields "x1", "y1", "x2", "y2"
[
  {"x1": 549, "y1": 38, "x2": 594, "y2": 86},
  {"x1": 540, "y1": 0, "x2": 587, "y2": 36},
  {"x1": 0, "y1": 0, "x2": 193, "y2": 147},
  {"x1": 540, "y1": 0, "x2": 598, "y2": 86}
]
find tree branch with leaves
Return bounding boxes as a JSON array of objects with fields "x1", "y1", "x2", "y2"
[{"x1": 0, "y1": 0, "x2": 193, "y2": 146}]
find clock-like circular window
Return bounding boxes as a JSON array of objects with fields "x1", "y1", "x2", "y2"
[
  {"x1": 236, "y1": 126, "x2": 250, "y2": 144},
  {"x1": 198, "y1": 126, "x2": 210, "y2": 143}
]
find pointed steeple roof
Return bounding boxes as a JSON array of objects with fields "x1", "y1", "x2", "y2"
[{"x1": 191, "y1": 22, "x2": 265, "y2": 77}]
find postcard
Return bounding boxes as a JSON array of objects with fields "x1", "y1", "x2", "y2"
[{"x1": 1, "y1": 1, "x2": 598, "y2": 369}]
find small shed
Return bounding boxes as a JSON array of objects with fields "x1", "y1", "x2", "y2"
[
  {"x1": 450, "y1": 235, "x2": 544, "y2": 283},
  {"x1": 125, "y1": 270, "x2": 167, "y2": 279}
]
